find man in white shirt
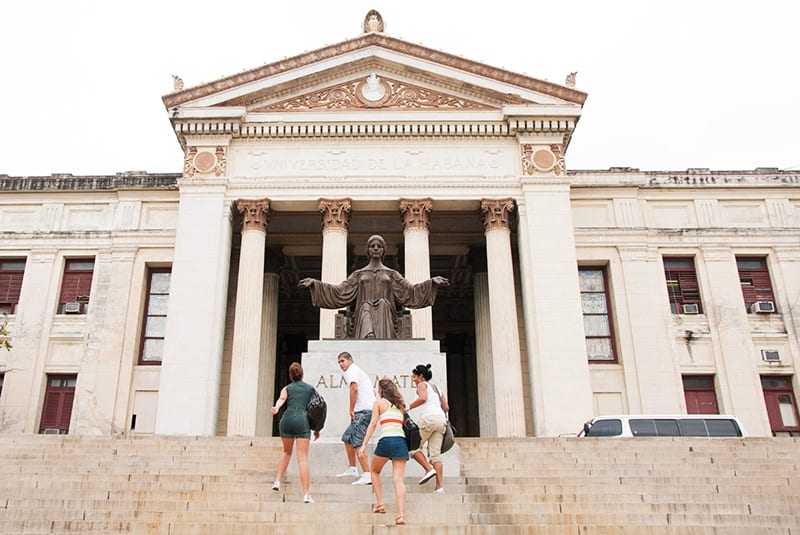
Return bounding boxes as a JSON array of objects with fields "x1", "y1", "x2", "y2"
[{"x1": 335, "y1": 351, "x2": 376, "y2": 485}]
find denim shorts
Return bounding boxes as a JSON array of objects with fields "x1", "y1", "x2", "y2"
[
  {"x1": 341, "y1": 410, "x2": 372, "y2": 447},
  {"x1": 373, "y1": 436, "x2": 409, "y2": 460}
]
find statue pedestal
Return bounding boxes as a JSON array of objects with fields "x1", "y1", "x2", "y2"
[{"x1": 299, "y1": 339, "x2": 460, "y2": 478}]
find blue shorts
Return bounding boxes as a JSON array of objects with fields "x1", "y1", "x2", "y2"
[
  {"x1": 341, "y1": 410, "x2": 372, "y2": 447},
  {"x1": 373, "y1": 436, "x2": 409, "y2": 460}
]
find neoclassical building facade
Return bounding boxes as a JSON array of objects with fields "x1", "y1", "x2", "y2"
[{"x1": 1, "y1": 12, "x2": 799, "y2": 438}]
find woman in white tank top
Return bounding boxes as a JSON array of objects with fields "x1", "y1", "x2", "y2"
[{"x1": 408, "y1": 363, "x2": 449, "y2": 494}]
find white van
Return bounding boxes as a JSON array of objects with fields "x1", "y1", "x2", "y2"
[{"x1": 578, "y1": 414, "x2": 745, "y2": 437}]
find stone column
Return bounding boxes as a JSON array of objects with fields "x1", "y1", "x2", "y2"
[
  {"x1": 318, "y1": 198, "x2": 351, "y2": 339},
  {"x1": 400, "y1": 198, "x2": 433, "y2": 340},
  {"x1": 702, "y1": 246, "x2": 771, "y2": 435},
  {"x1": 481, "y1": 198, "x2": 526, "y2": 437},
  {"x1": 257, "y1": 271, "x2": 279, "y2": 436},
  {"x1": 156, "y1": 189, "x2": 233, "y2": 436},
  {"x1": 227, "y1": 198, "x2": 271, "y2": 436},
  {"x1": 471, "y1": 248, "x2": 496, "y2": 436}
]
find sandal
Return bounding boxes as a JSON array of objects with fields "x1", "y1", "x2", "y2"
[
  {"x1": 395, "y1": 515, "x2": 406, "y2": 525},
  {"x1": 372, "y1": 504, "x2": 386, "y2": 514}
]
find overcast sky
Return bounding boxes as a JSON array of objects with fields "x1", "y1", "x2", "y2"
[{"x1": 2, "y1": 1, "x2": 798, "y2": 177}]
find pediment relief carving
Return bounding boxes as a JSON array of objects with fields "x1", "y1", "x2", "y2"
[{"x1": 250, "y1": 74, "x2": 496, "y2": 113}]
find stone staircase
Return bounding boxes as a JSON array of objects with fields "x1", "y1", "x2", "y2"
[{"x1": 0, "y1": 435, "x2": 798, "y2": 533}]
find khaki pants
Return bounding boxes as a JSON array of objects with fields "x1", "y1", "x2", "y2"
[{"x1": 418, "y1": 413, "x2": 447, "y2": 463}]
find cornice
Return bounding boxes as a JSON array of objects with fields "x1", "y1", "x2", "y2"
[
  {"x1": 569, "y1": 169, "x2": 800, "y2": 188},
  {"x1": 162, "y1": 33, "x2": 587, "y2": 109},
  {"x1": 0, "y1": 175, "x2": 179, "y2": 192},
  {"x1": 171, "y1": 119, "x2": 576, "y2": 140}
]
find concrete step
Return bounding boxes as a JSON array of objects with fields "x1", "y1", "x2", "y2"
[{"x1": 2, "y1": 435, "x2": 799, "y2": 532}]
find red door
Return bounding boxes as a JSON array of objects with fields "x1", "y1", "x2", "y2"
[
  {"x1": 39, "y1": 375, "x2": 77, "y2": 434},
  {"x1": 683, "y1": 376, "x2": 719, "y2": 414},
  {"x1": 762, "y1": 376, "x2": 800, "y2": 437}
]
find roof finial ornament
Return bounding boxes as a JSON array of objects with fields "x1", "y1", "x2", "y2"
[
  {"x1": 565, "y1": 71, "x2": 577, "y2": 88},
  {"x1": 362, "y1": 9, "x2": 385, "y2": 33},
  {"x1": 172, "y1": 75, "x2": 184, "y2": 91}
]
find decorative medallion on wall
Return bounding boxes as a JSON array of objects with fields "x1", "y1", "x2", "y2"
[
  {"x1": 521, "y1": 144, "x2": 565, "y2": 176},
  {"x1": 183, "y1": 146, "x2": 227, "y2": 177},
  {"x1": 254, "y1": 74, "x2": 492, "y2": 112}
]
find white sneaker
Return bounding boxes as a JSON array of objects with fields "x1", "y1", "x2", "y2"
[
  {"x1": 271, "y1": 481, "x2": 280, "y2": 491},
  {"x1": 303, "y1": 494, "x2": 314, "y2": 503},
  {"x1": 434, "y1": 487, "x2": 445, "y2": 494},
  {"x1": 418, "y1": 468, "x2": 436, "y2": 485},
  {"x1": 336, "y1": 466, "x2": 359, "y2": 478},
  {"x1": 352, "y1": 473, "x2": 372, "y2": 486}
]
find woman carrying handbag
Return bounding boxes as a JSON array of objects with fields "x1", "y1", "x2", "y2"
[{"x1": 408, "y1": 363, "x2": 449, "y2": 494}]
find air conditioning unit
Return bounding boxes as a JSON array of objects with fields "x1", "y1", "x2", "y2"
[
  {"x1": 63, "y1": 301, "x2": 81, "y2": 314},
  {"x1": 42, "y1": 428, "x2": 61, "y2": 435},
  {"x1": 750, "y1": 301, "x2": 775, "y2": 314},
  {"x1": 761, "y1": 349, "x2": 781, "y2": 362},
  {"x1": 681, "y1": 303, "x2": 700, "y2": 314}
]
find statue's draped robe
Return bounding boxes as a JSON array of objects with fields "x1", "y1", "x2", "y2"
[{"x1": 308, "y1": 267, "x2": 437, "y2": 339}]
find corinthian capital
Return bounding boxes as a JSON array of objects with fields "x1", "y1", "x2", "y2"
[
  {"x1": 318, "y1": 198, "x2": 352, "y2": 230},
  {"x1": 236, "y1": 198, "x2": 271, "y2": 232},
  {"x1": 399, "y1": 198, "x2": 433, "y2": 231},
  {"x1": 481, "y1": 198, "x2": 516, "y2": 232}
]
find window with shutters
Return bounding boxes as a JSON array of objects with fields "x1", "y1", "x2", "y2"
[
  {"x1": 736, "y1": 257, "x2": 775, "y2": 311},
  {"x1": 58, "y1": 259, "x2": 94, "y2": 314},
  {"x1": 139, "y1": 268, "x2": 171, "y2": 365},
  {"x1": 579, "y1": 266, "x2": 617, "y2": 363},
  {"x1": 39, "y1": 374, "x2": 77, "y2": 434},
  {"x1": 0, "y1": 258, "x2": 26, "y2": 314},
  {"x1": 663, "y1": 257, "x2": 702, "y2": 314},
  {"x1": 761, "y1": 376, "x2": 800, "y2": 437}
]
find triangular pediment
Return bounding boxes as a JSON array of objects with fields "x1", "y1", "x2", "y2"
[{"x1": 163, "y1": 33, "x2": 586, "y2": 114}]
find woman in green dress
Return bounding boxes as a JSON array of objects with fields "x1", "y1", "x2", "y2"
[{"x1": 271, "y1": 362, "x2": 319, "y2": 503}]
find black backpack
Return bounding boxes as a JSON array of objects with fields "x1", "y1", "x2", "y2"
[{"x1": 306, "y1": 387, "x2": 327, "y2": 432}]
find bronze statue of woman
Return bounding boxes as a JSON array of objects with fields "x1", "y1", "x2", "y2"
[{"x1": 298, "y1": 235, "x2": 449, "y2": 339}]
